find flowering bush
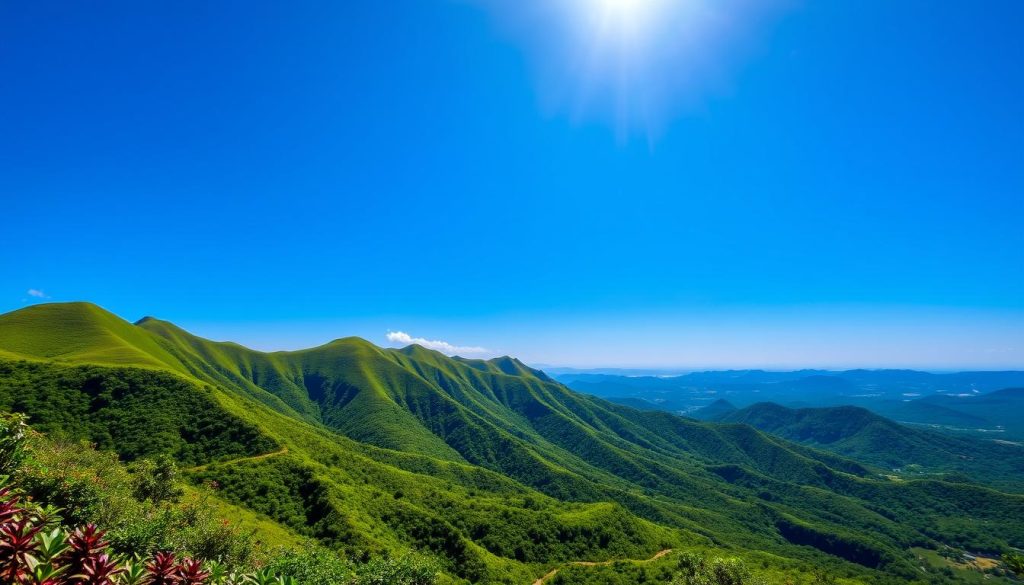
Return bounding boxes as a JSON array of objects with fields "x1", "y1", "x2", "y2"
[{"x1": 0, "y1": 486, "x2": 296, "y2": 585}]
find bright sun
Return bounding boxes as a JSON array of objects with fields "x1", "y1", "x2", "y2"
[
  {"x1": 481, "y1": 0, "x2": 790, "y2": 137},
  {"x1": 598, "y1": 0, "x2": 662, "y2": 26},
  {"x1": 600, "y1": 0, "x2": 652, "y2": 15},
  {"x1": 590, "y1": 0, "x2": 667, "y2": 47}
]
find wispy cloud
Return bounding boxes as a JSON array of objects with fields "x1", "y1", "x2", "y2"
[
  {"x1": 27, "y1": 289, "x2": 50, "y2": 299},
  {"x1": 385, "y1": 331, "x2": 489, "y2": 356}
]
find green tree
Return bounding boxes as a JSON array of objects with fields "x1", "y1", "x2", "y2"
[
  {"x1": 131, "y1": 454, "x2": 182, "y2": 504},
  {"x1": 672, "y1": 553, "x2": 766, "y2": 585},
  {"x1": 1004, "y1": 552, "x2": 1024, "y2": 576},
  {"x1": 0, "y1": 412, "x2": 27, "y2": 476}
]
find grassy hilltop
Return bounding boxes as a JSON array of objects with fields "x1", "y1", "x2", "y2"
[{"x1": 0, "y1": 302, "x2": 1022, "y2": 584}]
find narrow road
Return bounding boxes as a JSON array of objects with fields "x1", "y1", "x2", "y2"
[
  {"x1": 532, "y1": 549, "x2": 673, "y2": 584},
  {"x1": 188, "y1": 446, "x2": 289, "y2": 473}
]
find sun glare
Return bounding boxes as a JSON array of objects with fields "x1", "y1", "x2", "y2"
[
  {"x1": 593, "y1": 0, "x2": 665, "y2": 45},
  {"x1": 481, "y1": 0, "x2": 790, "y2": 137},
  {"x1": 598, "y1": 0, "x2": 660, "y2": 23}
]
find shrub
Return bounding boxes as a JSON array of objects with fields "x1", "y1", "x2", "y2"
[
  {"x1": 262, "y1": 548, "x2": 354, "y2": 585},
  {"x1": 131, "y1": 455, "x2": 183, "y2": 504},
  {"x1": 672, "y1": 552, "x2": 766, "y2": 585},
  {"x1": 355, "y1": 553, "x2": 440, "y2": 585},
  {"x1": 0, "y1": 412, "x2": 27, "y2": 476},
  {"x1": 1004, "y1": 551, "x2": 1024, "y2": 576}
]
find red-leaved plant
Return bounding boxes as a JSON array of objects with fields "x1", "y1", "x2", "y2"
[
  {"x1": 176, "y1": 557, "x2": 211, "y2": 585},
  {"x1": 0, "y1": 516, "x2": 42, "y2": 582},
  {"x1": 62, "y1": 524, "x2": 121, "y2": 585},
  {"x1": 145, "y1": 552, "x2": 181, "y2": 585},
  {"x1": 0, "y1": 413, "x2": 309, "y2": 585},
  {"x1": 0, "y1": 481, "x2": 297, "y2": 584}
]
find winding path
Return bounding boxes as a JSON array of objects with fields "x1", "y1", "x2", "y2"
[
  {"x1": 188, "y1": 446, "x2": 289, "y2": 473},
  {"x1": 532, "y1": 549, "x2": 673, "y2": 584}
]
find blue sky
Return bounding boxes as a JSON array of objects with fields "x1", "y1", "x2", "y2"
[{"x1": 2, "y1": 0, "x2": 1022, "y2": 369}]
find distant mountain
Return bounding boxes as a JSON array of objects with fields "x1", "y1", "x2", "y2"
[
  {"x1": 713, "y1": 402, "x2": 1024, "y2": 491},
  {"x1": 861, "y1": 388, "x2": 1024, "y2": 442},
  {"x1": 1, "y1": 302, "x2": 1023, "y2": 583},
  {"x1": 914, "y1": 388, "x2": 1024, "y2": 433},
  {"x1": 689, "y1": 399, "x2": 738, "y2": 421},
  {"x1": 556, "y1": 370, "x2": 1024, "y2": 438}
]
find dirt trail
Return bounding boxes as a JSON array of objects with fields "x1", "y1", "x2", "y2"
[
  {"x1": 188, "y1": 446, "x2": 289, "y2": 473},
  {"x1": 531, "y1": 549, "x2": 672, "y2": 584}
]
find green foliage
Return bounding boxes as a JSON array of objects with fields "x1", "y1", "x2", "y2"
[
  {"x1": 719, "y1": 402, "x2": 1024, "y2": 492},
  {"x1": 672, "y1": 553, "x2": 766, "y2": 585},
  {"x1": 2, "y1": 302, "x2": 1024, "y2": 584},
  {"x1": 548, "y1": 551, "x2": 781, "y2": 585},
  {"x1": 354, "y1": 554, "x2": 439, "y2": 585},
  {"x1": 191, "y1": 457, "x2": 343, "y2": 545},
  {"x1": 0, "y1": 485, "x2": 295, "y2": 585},
  {"x1": 1003, "y1": 552, "x2": 1024, "y2": 576},
  {"x1": 0, "y1": 416, "x2": 444, "y2": 585},
  {"x1": 131, "y1": 454, "x2": 184, "y2": 504},
  {"x1": 0, "y1": 360, "x2": 278, "y2": 465},
  {"x1": 0, "y1": 412, "x2": 27, "y2": 476},
  {"x1": 262, "y1": 548, "x2": 355, "y2": 585},
  {"x1": 12, "y1": 428, "x2": 261, "y2": 567}
]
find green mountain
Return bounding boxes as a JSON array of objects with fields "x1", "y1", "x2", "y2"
[
  {"x1": 689, "y1": 399, "x2": 738, "y2": 420},
  {"x1": 712, "y1": 402, "x2": 1024, "y2": 492},
  {"x1": 1, "y1": 302, "x2": 1022, "y2": 584}
]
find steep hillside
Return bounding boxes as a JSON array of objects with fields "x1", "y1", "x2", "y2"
[
  {"x1": 715, "y1": 402, "x2": 1024, "y2": 491},
  {"x1": 0, "y1": 359, "x2": 277, "y2": 465},
  {"x1": 1, "y1": 302, "x2": 1023, "y2": 583},
  {"x1": 0, "y1": 302, "x2": 187, "y2": 372}
]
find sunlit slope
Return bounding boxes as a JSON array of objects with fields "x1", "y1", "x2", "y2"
[
  {"x1": 137, "y1": 321, "x2": 872, "y2": 506},
  {"x1": 138, "y1": 320, "x2": 477, "y2": 461},
  {"x1": 0, "y1": 302, "x2": 187, "y2": 372},
  {"x1": 0, "y1": 303, "x2": 309, "y2": 420}
]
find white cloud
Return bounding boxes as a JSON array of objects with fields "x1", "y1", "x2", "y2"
[
  {"x1": 27, "y1": 289, "x2": 49, "y2": 299},
  {"x1": 385, "y1": 331, "x2": 489, "y2": 356}
]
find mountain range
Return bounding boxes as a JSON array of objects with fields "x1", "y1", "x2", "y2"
[
  {"x1": 1, "y1": 302, "x2": 1022, "y2": 584},
  {"x1": 556, "y1": 371, "x2": 1024, "y2": 439}
]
